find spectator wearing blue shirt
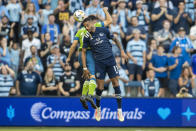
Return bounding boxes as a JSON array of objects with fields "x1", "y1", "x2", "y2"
[
  {"x1": 128, "y1": 0, "x2": 150, "y2": 32},
  {"x1": 0, "y1": 0, "x2": 10, "y2": 19},
  {"x1": 149, "y1": 45, "x2": 168, "y2": 97},
  {"x1": 39, "y1": 3, "x2": 53, "y2": 26},
  {"x1": 16, "y1": 61, "x2": 42, "y2": 96},
  {"x1": 173, "y1": 1, "x2": 192, "y2": 34},
  {"x1": 85, "y1": 0, "x2": 105, "y2": 21},
  {"x1": 168, "y1": 46, "x2": 189, "y2": 97},
  {"x1": 126, "y1": 16, "x2": 146, "y2": 42},
  {"x1": 126, "y1": 29, "x2": 146, "y2": 96},
  {"x1": 6, "y1": 0, "x2": 22, "y2": 22},
  {"x1": 0, "y1": 65, "x2": 15, "y2": 96},
  {"x1": 113, "y1": 0, "x2": 128, "y2": 33},
  {"x1": 170, "y1": 27, "x2": 193, "y2": 64},
  {"x1": 178, "y1": 66, "x2": 194, "y2": 95},
  {"x1": 41, "y1": 14, "x2": 60, "y2": 44},
  {"x1": 21, "y1": 17, "x2": 39, "y2": 39},
  {"x1": 142, "y1": 69, "x2": 160, "y2": 97},
  {"x1": 0, "y1": 37, "x2": 11, "y2": 66},
  {"x1": 151, "y1": 0, "x2": 173, "y2": 32},
  {"x1": 24, "y1": 45, "x2": 44, "y2": 74},
  {"x1": 69, "y1": 0, "x2": 84, "y2": 14},
  {"x1": 42, "y1": 0, "x2": 58, "y2": 10}
]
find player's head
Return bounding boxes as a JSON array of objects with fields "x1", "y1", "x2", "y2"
[
  {"x1": 82, "y1": 16, "x2": 96, "y2": 33},
  {"x1": 88, "y1": 15, "x2": 98, "y2": 23}
]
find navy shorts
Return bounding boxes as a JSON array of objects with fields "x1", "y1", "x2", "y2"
[
  {"x1": 95, "y1": 56, "x2": 119, "y2": 80},
  {"x1": 127, "y1": 63, "x2": 143, "y2": 75}
]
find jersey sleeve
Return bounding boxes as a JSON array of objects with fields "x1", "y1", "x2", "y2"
[
  {"x1": 83, "y1": 37, "x2": 90, "y2": 49},
  {"x1": 74, "y1": 30, "x2": 80, "y2": 40}
]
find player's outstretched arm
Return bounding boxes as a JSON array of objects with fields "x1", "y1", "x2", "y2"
[
  {"x1": 113, "y1": 36, "x2": 128, "y2": 61},
  {"x1": 66, "y1": 40, "x2": 78, "y2": 63},
  {"x1": 103, "y1": 7, "x2": 112, "y2": 27}
]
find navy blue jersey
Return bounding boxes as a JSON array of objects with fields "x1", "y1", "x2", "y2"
[
  {"x1": 17, "y1": 71, "x2": 42, "y2": 95},
  {"x1": 83, "y1": 27, "x2": 114, "y2": 61}
]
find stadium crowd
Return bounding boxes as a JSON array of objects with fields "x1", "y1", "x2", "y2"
[{"x1": 0, "y1": 0, "x2": 196, "y2": 98}]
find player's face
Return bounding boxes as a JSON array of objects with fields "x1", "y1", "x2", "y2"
[{"x1": 84, "y1": 21, "x2": 96, "y2": 33}]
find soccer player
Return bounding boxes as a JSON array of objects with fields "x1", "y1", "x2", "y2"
[
  {"x1": 66, "y1": 7, "x2": 112, "y2": 110},
  {"x1": 81, "y1": 17, "x2": 128, "y2": 122}
]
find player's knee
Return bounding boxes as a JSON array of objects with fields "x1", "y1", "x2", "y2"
[{"x1": 111, "y1": 77, "x2": 119, "y2": 87}]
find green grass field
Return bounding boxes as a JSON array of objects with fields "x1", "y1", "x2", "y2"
[{"x1": 0, "y1": 127, "x2": 196, "y2": 131}]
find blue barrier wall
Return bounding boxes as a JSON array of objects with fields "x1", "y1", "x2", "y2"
[{"x1": 0, "y1": 97, "x2": 196, "y2": 127}]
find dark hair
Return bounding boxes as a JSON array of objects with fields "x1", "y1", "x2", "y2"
[
  {"x1": 88, "y1": 15, "x2": 98, "y2": 21},
  {"x1": 157, "y1": 45, "x2": 164, "y2": 49},
  {"x1": 172, "y1": 46, "x2": 180, "y2": 53},
  {"x1": 48, "y1": 14, "x2": 55, "y2": 18},
  {"x1": 81, "y1": 17, "x2": 91, "y2": 25}
]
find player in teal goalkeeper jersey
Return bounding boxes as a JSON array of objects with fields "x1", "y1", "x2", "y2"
[{"x1": 66, "y1": 7, "x2": 112, "y2": 109}]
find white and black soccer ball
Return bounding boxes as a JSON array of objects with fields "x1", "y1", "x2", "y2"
[{"x1": 73, "y1": 10, "x2": 85, "y2": 22}]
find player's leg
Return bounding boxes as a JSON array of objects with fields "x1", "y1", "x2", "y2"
[
  {"x1": 94, "y1": 60, "x2": 106, "y2": 121},
  {"x1": 78, "y1": 52, "x2": 89, "y2": 109},
  {"x1": 86, "y1": 50, "x2": 97, "y2": 96},
  {"x1": 107, "y1": 57, "x2": 124, "y2": 122}
]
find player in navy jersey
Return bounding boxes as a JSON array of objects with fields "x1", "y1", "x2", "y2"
[{"x1": 81, "y1": 17, "x2": 128, "y2": 122}]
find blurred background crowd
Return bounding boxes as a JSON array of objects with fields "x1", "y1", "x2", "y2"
[{"x1": 0, "y1": 0, "x2": 196, "y2": 98}]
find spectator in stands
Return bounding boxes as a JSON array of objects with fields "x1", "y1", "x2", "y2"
[
  {"x1": 22, "y1": 30, "x2": 41, "y2": 62},
  {"x1": 113, "y1": 0, "x2": 128, "y2": 32},
  {"x1": 21, "y1": 2, "x2": 39, "y2": 26},
  {"x1": 178, "y1": 66, "x2": 194, "y2": 95},
  {"x1": 0, "y1": 0, "x2": 10, "y2": 19},
  {"x1": 59, "y1": 63, "x2": 80, "y2": 96},
  {"x1": 154, "y1": 0, "x2": 174, "y2": 10},
  {"x1": 129, "y1": 0, "x2": 150, "y2": 32},
  {"x1": 126, "y1": 16, "x2": 146, "y2": 42},
  {"x1": 184, "y1": 0, "x2": 195, "y2": 21},
  {"x1": 42, "y1": 67, "x2": 59, "y2": 96},
  {"x1": 40, "y1": 33, "x2": 53, "y2": 70},
  {"x1": 106, "y1": 54, "x2": 129, "y2": 97},
  {"x1": 47, "y1": 44, "x2": 66, "y2": 81},
  {"x1": 170, "y1": 27, "x2": 193, "y2": 64},
  {"x1": 62, "y1": 15, "x2": 77, "y2": 43},
  {"x1": 151, "y1": 0, "x2": 173, "y2": 32},
  {"x1": 0, "y1": 37, "x2": 11, "y2": 66},
  {"x1": 21, "y1": 17, "x2": 39, "y2": 39},
  {"x1": 142, "y1": 69, "x2": 160, "y2": 97},
  {"x1": 149, "y1": 45, "x2": 168, "y2": 97},
  {"x1": 189, "y1": 19, "x2": 196, "y2": 49},
  {"x1": 168, "y1": 46, "x2": 189, "y2": 97},
  {"x1": 39, "y1": 2, "x2": 53, "y2": 26},
  {"x1": 110, "y1": 14, "x2": 125, "y2": 46},
  {"x1": 69, "y1": 0, "x2": 84, "y2": 14},
  {"x1": 146, "y1": 39, "x2": 158, "y2": 61},
  {"x1": 16, "y1": 60, "x2": 42, "y2": 96},
  {"x1": 176, "y1": 86, "x2": 193, "y2": 98},
  {"x1": 41, "y1": 14, "x2": 60, "y2": 44},
  {"x1": 9, "y1": 42, "x2": 20, "y2": 75},
  {"x1": 85, "y1": 0, "x2": 105, "y2": 21},
  {"x1": 42, "y1": 0, "x2": 58, "y2": 10},
  {"x1": 126, "y1": 29, "x2": 146, "y2": 96},
  {"x1": 154, "y1": 20, "x2": 175, "y2": 53},
  {"x1": 0, "y1": 16, "x2": 14, "y2": 40},
  {"x1": 53, "y1": 0, "x2": 71, "y2": 32},
  {"x1": 0, "y1": 64, "x2": 15, "y2": 96},
  {"x1": 174, "y1": 1, "x2": 192, "y2": 34},
  {"x1": 24, "y1": 45, "x2": 44, "y2": 74}
]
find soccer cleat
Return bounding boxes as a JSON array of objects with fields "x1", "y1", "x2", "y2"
[
  {"x1": 86, "y1": 95, "x2": 97, "y2": 109},
  {"x1": 95, "y1": 107, "x2": 101, "y2": 121},
  {"x1": 117, "y1": 108, "x2": 124, "y2": 122},
  {"x1": 80, "y1": 96, "x2": 88, "y2": 110}
]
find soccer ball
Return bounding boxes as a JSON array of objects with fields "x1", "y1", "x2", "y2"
[{"x1": 73, "y1": 10, "x2": 85, "y2": 22}]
